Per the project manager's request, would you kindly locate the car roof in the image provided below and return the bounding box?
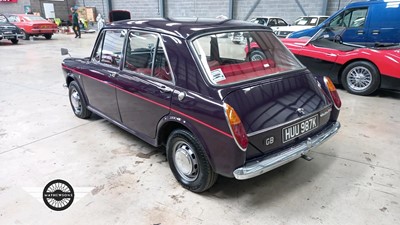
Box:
[107,18,272,39]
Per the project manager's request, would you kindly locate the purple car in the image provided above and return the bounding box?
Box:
[61,18,341,192]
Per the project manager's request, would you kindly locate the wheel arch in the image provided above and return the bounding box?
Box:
[156,118,217,171]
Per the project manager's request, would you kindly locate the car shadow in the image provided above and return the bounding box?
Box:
[203,152,335,206]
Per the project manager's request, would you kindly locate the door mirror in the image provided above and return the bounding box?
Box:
[61,48,69,56]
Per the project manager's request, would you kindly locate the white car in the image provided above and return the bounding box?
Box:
[231,17,289,44]
[274,16,328,38]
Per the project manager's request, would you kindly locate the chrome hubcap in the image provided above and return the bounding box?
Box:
[70,89,82,114]
[173,141,198,182]
[251,54,264,61]
[347,66,372,91]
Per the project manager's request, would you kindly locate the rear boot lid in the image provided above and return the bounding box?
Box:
[223,71,333,157]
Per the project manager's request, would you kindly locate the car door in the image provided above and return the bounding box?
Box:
[328,7,369,45]
[115,30,174,139]
[81,29,126,122]
[295,45,339,77]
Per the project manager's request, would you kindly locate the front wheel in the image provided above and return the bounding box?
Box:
[68,81,91,119]
[21,30,30,40]
[341,61,380,96]
[166,129,217,193]
[10,38,18,44]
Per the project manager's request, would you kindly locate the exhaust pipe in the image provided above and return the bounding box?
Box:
[301,154,313,161]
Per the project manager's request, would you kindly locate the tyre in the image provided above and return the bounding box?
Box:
[68,81,91,119]
[249,49,267,61]
[341,61,380,96]
[166,129,218,193]
[21,30,30,40]
[11,38,18,44]
[44,34,52,40]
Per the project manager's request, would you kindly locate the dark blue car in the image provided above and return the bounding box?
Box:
[288,0,400,46]
[61,18,341,192]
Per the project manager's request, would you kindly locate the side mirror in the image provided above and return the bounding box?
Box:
[61,48,69,56]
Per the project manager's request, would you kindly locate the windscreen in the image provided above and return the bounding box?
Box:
[192,31,303,85]
[24,16,47,21]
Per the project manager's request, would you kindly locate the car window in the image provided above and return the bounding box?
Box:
[329,8,368,28]
[192,31,302,85]
[277,19,287,26]
[7,15,19,22]
[268,19,277,26]
[124,31,172,81]
[318,17,328,25]
[92,32,104,62]
[100,30,126,67]
[0,15,8,23]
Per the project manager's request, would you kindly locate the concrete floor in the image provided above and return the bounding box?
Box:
[0,34,399,225]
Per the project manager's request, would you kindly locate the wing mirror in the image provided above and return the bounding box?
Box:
[61,48,71,57]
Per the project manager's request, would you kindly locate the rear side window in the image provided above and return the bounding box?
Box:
[192,31,302,86]
[100,30,126,67]
[124,31,172,81]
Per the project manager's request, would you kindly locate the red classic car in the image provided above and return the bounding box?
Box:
[7,14,58,40]
[280,27,400,95]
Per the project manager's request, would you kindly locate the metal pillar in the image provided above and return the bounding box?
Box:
[228,0,234,19]
[159,0,165,18]
[321,0,328,15]
[244,0,261,21]
[294,0,307,16]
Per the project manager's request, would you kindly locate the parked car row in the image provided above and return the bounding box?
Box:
[250,16,328,38]
[0,13,58,44]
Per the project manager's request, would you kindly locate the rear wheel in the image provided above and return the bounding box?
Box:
[167,129,217,193]
[68,81,91,119]
[21,30,30,40]
[341,61,380,96]
[44,34,52,40]
[10,38,18,44]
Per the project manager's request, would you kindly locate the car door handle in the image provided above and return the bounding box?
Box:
[109,72,118,78]
[357,30,364,35]
[159,85,172,93]
[372,30,380,35]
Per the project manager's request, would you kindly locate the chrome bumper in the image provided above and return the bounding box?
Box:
[233,122,340,180]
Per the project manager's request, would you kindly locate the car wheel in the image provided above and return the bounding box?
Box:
[21,30,30,40]
[167,129,218,193]
[68,81,91,119]
[44,34,52,40]
[249,49,267,61]
[11,38,18,44]
[341,61,380,96]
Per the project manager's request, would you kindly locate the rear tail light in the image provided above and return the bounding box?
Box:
[324,76,342,109]
[33,25,40,29]
[224,103,248,151]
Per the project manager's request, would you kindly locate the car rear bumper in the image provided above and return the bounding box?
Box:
[30,29,58,34]
[0,33,23,39]
[233,121,340,180]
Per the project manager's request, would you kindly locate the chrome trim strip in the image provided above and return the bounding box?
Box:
[233,121,340,180]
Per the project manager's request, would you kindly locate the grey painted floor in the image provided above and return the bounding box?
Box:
[0,34,399,225]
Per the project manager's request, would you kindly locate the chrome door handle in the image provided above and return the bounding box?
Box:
[159,85,172,93]
[372,30,380,35]
[357,30,364,35]
[109,72,118,78]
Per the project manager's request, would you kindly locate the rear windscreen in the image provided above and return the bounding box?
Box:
[192,31,303,85]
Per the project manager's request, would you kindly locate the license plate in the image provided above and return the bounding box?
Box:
[4,31,12,34]
[282,115,319,143]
